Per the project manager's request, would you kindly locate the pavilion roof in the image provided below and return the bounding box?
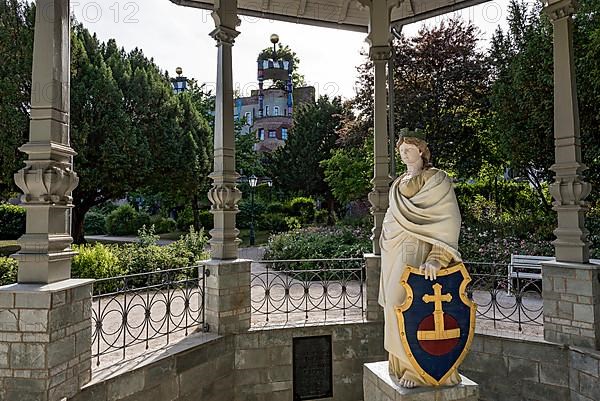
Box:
[170,0,491,32]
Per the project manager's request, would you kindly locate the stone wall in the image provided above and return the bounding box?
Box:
[462,332,600,401]
[62,323,600,401]
[234,322,385,401]
[65,321,383,401]
[0,281,93,401]
[68,335,234,401]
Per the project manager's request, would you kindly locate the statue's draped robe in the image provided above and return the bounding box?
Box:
[379,168,462,386]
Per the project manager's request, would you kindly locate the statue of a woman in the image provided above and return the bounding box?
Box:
[379,132,462,388]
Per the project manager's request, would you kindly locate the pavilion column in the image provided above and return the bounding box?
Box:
[364,0,394,255]
[208,0,242,261]
[205,0,251,335]
[362,0,397,322]
[541,0,600,350]
[0,1,93,400]
[13,0,79,284]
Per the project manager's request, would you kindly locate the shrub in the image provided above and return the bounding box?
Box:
[105,204,150,235]
[0,204,26,240]
[176,206,194,231]
[459,224,553,264]
[266,202,285,214]
[0,256,18,285]
[84,211,106,235]
[265,226,370,261]
[150,216,177,234]
[260,213,288,233]
[199,210,213,230]
[168,227,210,264]
[288,197,315,224]
[237,198,266,229]
[72,243,122,281]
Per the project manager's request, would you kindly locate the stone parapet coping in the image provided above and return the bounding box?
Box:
[0,278,94,292]
[88,331,221,385]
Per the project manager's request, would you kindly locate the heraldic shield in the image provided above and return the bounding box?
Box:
[395,262,476,386]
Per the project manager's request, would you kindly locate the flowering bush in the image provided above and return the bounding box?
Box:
[264,225,371,261]
[459,224,553,264]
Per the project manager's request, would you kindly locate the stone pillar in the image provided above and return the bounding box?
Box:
[204,259,251,335]
[0,280,93,401]
[545,0,591,264]
[13,0,79,284]
[364,254,383,322]
[542,0,600,350]
[0,3,93,400]
[208,0,242,260]
[362,0,398,255]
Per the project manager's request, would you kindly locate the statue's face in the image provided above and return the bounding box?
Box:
[399,142,422,165]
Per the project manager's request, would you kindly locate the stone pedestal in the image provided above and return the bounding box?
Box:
[543,261,600,349]
[363,361,479,401]
[364,254,384,322]
[204,259,251,335]
[0,279,93,401]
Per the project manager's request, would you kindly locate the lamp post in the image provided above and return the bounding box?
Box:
[172,67,187,94]
[249,174,258,246]
[266,178,273,202]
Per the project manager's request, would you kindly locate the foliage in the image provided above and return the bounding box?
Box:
[459,224,553,264]
[588,204,600,259]
[71,243,121,281]
[72,227,209,286]
[321,140,372,205]
[0,204,25,240]
[268,96,343,202]
[149,216,177,234]
[354,18,491,178]
[287,197,316,224]
[66,24,212,242]
[105,204,149,236]
[0,256,18,285]
[84,211,106,235]
[264,226,371,261]
[0,0,34,199]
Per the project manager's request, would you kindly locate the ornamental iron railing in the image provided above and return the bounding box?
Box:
[91,265,206,366]
[251,258,365,324]
[465,261,543,331]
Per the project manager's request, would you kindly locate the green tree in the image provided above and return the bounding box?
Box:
[488,1,554,208]
[269,96,343,208]
[0,0,34,199]
[354,18,491,178]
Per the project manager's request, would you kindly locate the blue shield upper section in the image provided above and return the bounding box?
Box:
[403,270,471,382]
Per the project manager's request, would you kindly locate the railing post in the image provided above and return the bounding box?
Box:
[364,254,384,322]
[204,259,251,335]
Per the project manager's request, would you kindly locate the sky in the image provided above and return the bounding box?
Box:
[71,0,516,100]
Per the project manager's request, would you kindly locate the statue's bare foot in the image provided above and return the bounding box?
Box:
[399,374,417,389]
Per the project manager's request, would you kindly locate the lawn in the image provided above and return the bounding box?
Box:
[238,229,271,247]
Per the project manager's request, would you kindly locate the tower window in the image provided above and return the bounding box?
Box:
[258,128,265,141]
[265,105,270,116]
[273,106,279,116]
[281,128,288,140]
[245,112,252,125]
[269,130,277,138]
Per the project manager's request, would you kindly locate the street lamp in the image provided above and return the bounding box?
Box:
[266,178,273,202]
[248,175,258,246]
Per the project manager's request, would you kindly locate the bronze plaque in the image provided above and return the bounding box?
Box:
[293,335,333,401]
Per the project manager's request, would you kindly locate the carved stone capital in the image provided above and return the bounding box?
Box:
[14,162,79,205]
[210,25,240,46]
[208,182,242,211]
[369,46,392,62]
[549,176,591,207]
[543,0,577,21]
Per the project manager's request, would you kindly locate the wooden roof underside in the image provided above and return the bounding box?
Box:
[170,0,491,32]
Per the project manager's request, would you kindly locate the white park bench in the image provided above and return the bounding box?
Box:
[507,254,554,293]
